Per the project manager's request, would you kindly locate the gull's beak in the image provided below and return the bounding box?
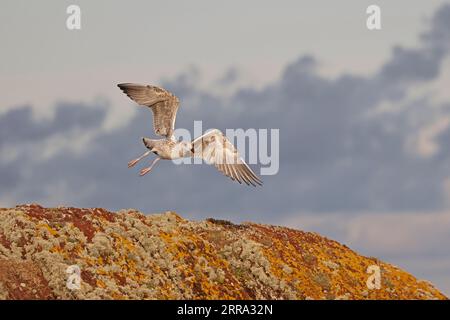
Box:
[142,137,153,151]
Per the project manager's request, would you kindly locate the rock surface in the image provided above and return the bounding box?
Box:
[0,204,446,300]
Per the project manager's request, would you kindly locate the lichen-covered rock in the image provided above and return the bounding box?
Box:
[0,204,446,300]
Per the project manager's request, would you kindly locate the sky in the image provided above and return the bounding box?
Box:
[1,1,450,295]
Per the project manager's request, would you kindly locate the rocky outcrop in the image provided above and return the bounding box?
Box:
[0,204,446,300]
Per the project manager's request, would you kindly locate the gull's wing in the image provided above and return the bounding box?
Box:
[192,129,262,186]
[117,83,179,138]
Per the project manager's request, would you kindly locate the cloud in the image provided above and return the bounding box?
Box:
[0,103,108,203]
[407,115,450,158]
[215,67,240,87]
[284,211,450,257]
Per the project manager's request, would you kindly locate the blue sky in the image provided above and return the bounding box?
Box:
[1,1,450,295]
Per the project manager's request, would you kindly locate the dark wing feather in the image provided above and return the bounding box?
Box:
[192,129,263,186]
[117,83,179,138]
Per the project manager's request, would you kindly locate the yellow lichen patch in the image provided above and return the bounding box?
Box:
[96,268,108,276]
[111,233,136,252]
[37,223,59,237]
[96,279,106,288]
[50,245,64,254]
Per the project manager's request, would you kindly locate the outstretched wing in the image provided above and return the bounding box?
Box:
[118,83,180,138]
[192,129,262,186]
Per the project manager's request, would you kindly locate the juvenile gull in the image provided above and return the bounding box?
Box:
[118,83,262,186]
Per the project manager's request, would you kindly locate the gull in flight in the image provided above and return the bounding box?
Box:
[118,83,262,186]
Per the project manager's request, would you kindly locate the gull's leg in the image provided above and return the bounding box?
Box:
[128,151,151,168]
[139,157,161,176]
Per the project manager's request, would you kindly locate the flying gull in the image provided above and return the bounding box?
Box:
[117,83,262,186]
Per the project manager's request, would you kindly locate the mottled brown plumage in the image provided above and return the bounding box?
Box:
[118,83,179,138]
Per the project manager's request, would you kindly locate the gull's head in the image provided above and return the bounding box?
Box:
[142,137,157,153]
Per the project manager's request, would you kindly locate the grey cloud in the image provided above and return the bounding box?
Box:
[215,67,240,86]
[0,103,107,200]
[421,3,450,50]
[0,103,106,147]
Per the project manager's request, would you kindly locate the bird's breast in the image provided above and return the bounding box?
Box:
[156,141,192,160]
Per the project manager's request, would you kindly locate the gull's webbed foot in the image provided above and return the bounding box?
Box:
[128,151,151,168]
[139,167,152,176]
[128,158,140,168]
[139,157,161,176]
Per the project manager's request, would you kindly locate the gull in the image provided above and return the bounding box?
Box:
[118,83,262,186]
